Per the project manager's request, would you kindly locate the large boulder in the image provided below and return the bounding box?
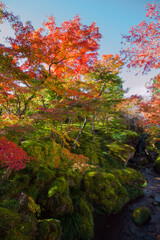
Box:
[38,219,61,240]
[83,171,129,214]
[111,168,145,200]
[132,206,151,225]
[107,143,136,166]
[46,177,74,218]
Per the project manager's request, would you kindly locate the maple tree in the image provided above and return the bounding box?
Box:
[121,3,160,73]
[121,3,160,143]
[0,137,30,171]
[139,74,160,142]
[0,3,103,169]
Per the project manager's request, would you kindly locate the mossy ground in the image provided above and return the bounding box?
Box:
[0,125,146,240]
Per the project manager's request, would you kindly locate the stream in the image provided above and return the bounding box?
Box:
[94,154,160,240]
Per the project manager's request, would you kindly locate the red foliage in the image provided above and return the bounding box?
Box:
[121,3,160,73]
[0,137,30,170]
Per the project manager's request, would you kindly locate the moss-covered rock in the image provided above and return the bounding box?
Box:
[83,171,129,214]
[154,155,160,173]
[107,143,136,166]
[132,206,151,225]
[65,169,83,188]
[0,207,37,240]
[38,219,61,240]
[111,168,145,200]
[78,198,94,240]
[36,165,55,188]
[111,130,139,148]
[145,145,159,161]
[46,177,74,218]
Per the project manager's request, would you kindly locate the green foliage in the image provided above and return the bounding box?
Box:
[72,130,105,165]
[0,199,19,211]
[22,139,56,166]
[61,198,94,240]
[111,130,139,146]
[28,197,41,216]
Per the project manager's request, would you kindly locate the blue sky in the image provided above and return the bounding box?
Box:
[1,0,159,96]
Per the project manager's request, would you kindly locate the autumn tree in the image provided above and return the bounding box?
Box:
[121,3,160,73]
[0,3,102,168]
[121,3,160,143]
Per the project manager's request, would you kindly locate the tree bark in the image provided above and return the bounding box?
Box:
[72,118,87,149]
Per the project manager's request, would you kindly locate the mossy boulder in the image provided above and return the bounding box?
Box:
[38,219,61,240]
[83,171,129,214]
[132,206,151,225]
[36,165,55,187]
[78,198,94,240]
[112,168,145,200]
[65,169,83,188]
[111,130,139,148]
[145,146,159,161]
[154,155,160,173]
[107,143,136,166]
[46,177,74,218]
[0,207,37,240]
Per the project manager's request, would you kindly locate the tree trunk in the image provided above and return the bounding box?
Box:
[2,167,13,180]
[72,118,87,149]
[92,115,95,143]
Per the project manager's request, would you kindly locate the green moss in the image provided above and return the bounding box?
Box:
[78,198,94,240]
[0,198,19,211]
[71,131,105,165]
[36,165,55,187]
[38,219,61,240]
[22,139,57,167]
[111,130,139,146]
[46,177,74,218]
[112,168,145,200]
[0,207,37,240]
[65,169,83,188]
[107,143,135,165]
[154,155,160,172]
[132,207,151,225]
[83,171,129,214]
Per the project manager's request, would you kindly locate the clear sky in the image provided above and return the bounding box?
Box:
[1,0,159,97]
